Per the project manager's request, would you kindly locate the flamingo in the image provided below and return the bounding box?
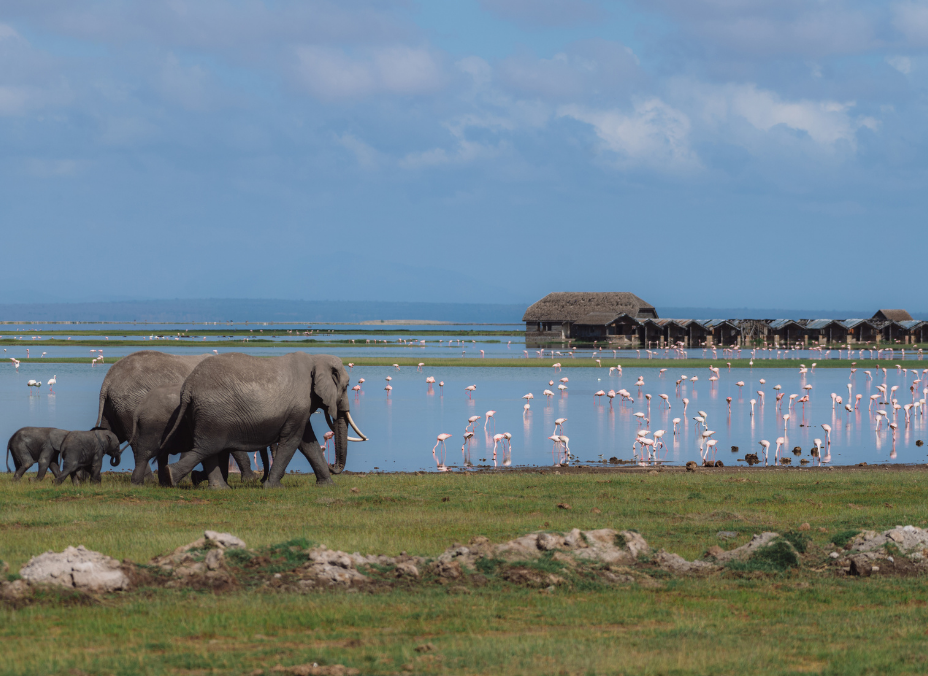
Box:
[750,398,756,416]
[606,390,616,407]
[672,418,681,434]
[433,433,452,470]
[384,385,393,395]
[47,375,57,393]
[653,430,665,451]
[554,418,567,434]
[682,398,689,416]
[465,385,476,398]
[466,416,481,433]
[484,411,496,430]
[543,389,555,398]
[821,424,832,445]
[523,403,531,416]
[774,437,785,462]
[27,379,42,394]
[726,397,732,415]
[492,433,505,466]
[321,431,335,463]
[759,440,771,465]
[352,384,361,397]
[439,381,444,394]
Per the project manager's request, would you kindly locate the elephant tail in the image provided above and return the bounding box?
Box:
[94,382,108,430]
[159,385,191,452]
[5,438,10,473]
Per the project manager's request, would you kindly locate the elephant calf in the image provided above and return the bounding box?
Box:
[55,430,122,485]
[6,427,69,481]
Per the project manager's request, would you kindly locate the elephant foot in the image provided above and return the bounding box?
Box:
[164,465,178,487]
[315,478,335,486]
[262,480,283,489]
[208,482,231,491]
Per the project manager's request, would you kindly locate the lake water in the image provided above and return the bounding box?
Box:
[3,360,926,475]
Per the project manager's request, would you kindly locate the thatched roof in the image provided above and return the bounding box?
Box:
[523,293,656,323]
[872,309,913,322]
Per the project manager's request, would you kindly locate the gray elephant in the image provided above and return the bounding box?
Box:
[128,384,269,488]
[162,352,367,489]
[6,427,69,481]
[96,350,258,484]
[55,430,121,485]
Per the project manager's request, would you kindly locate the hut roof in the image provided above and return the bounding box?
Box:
[522,292,656,323]
[575,312,633,326]
[873,309,913,321]
[804,319,841,330]
[768,319,804,330]
[841,318,874,329]
[898,320,924,329]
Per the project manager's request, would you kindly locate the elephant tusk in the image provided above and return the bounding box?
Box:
[347,436,364,442]
[345,411,368,441]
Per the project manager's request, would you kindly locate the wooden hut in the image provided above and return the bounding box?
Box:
[803,319,848,346]
[872,309,913,322]
[698,319,743,347]
[767,319,804,347]
[842,319,879,344]
[522,292,657,345]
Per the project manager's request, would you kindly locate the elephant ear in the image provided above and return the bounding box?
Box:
[313,356,340,419]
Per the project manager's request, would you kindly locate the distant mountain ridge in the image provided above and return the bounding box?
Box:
[0,300,923,323]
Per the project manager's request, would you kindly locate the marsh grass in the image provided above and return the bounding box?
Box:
[3,469,928,675]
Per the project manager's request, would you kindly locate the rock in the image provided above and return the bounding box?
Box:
[395,562,419,578]
[204,531,246,549]
[829,552,840,559]
[556,503,572,510]
[430,560,462,581]
[848,556,872,577]
[591,508,602,514]
[848,525,928,555]
[537,533,565,551]
[731,446,739,452]
[0,579,31,601]
[717,531,738,540]
[654,550,717,575]
[205,549,224,571]
[686,461,697,472]
[19,545,129,592]
[798,523,811,531]
[415,644,435,653]
[303,547,368,587]
[350,487,359,493]
[713,533,780,563]
[705,545,725,559]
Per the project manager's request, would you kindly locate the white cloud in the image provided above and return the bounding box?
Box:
[399,115,511,168]
[558,99,699,170]
[886,55,912,74]
[294,45,443,100]
[707,84,872,146]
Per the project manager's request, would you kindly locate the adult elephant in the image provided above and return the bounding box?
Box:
[129,384,270,487]
[161,352,367,488]
[95,350,257,484]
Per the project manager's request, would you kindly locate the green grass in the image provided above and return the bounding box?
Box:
[2,469,928,675]
[15,354,926,369]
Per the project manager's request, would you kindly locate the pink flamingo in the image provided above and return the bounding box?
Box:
[672,418,681,435]
[774,437,785,462]
[384,385,392,396]
[352,384,361,398]
[492,433,505,466]
[821,424,832,445]
[433,434,452,470]
[439,381,444,394]
[759,440,770,465]
[466,416,481,433]
[726,397,732,416]
[465,385,476,398]
[320,431,335,463]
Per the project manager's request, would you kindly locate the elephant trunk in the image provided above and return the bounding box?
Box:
[325,412,349,474]
[110,451,121,468]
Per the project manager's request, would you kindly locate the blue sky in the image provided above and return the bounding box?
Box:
[1,0,926,311]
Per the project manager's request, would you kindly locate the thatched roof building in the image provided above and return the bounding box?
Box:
[872,309,913,322]
[523,292,657,323]
[523,292,657,343]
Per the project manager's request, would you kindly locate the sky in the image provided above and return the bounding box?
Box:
[1,0,926,312]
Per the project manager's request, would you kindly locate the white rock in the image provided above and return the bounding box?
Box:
[20,545,128,592]
[204,531,245,549]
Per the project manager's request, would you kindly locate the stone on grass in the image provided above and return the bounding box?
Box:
[19,545,128,592]
[713,533,780,563]
[204,530,246,549]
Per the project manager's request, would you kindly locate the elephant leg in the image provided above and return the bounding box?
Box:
[299,441,333,486]
[14,456,35,481]
[166,450,212,487]
[263,438,301,489]
[48,460,61,479]
[91,458,103,484]
[143,464,156,484]
[203,454,231,490]
[260,447,270,483]
[231,450,256,482]
[157,451,173,487]
[131,450,152,486]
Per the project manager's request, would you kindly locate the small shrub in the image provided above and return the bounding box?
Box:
[7,573,21,582]
[831,530,860,548]
[781,530,811,554]
[727,541,799,573]
[476,557,505,576]
[225,549,255,567]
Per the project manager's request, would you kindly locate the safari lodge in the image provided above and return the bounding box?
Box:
[523,293,925,349]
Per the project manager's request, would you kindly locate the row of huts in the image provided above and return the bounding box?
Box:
[522,293,926,348]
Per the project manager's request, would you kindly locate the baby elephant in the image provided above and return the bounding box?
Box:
[6,427,69,481]
[55,430,122,485]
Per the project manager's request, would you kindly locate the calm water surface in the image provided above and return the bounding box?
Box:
[3,361,926,475]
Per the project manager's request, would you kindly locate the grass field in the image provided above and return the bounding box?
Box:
[13,355,928,370]
[2,468,928,675]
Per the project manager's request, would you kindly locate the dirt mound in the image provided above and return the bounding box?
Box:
[18,545,128,592]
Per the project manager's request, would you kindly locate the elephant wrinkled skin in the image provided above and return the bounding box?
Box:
[162,352,366,489]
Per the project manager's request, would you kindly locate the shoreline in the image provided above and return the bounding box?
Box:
[11,355,925,368]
